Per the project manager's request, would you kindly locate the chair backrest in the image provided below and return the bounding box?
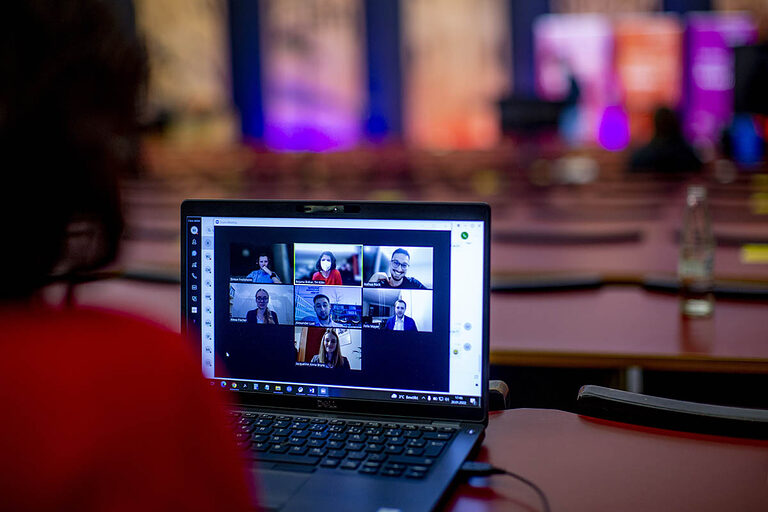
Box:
[577,385,768,439]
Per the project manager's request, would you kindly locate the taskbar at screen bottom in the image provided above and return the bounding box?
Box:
[210,379,480,407]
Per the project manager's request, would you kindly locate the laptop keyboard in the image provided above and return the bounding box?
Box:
[230,411,456,479]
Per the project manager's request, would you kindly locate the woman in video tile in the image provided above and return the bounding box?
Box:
[312,250,343,285]
[246,289,279,324]
[310,329,350,370]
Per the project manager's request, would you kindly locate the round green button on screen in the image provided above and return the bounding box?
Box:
[461,232,469,239]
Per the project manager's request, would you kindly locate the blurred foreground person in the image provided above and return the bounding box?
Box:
[629,107,703,174]
[0,2,253,510]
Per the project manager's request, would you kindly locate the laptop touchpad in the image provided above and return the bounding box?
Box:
[253,468,311,511]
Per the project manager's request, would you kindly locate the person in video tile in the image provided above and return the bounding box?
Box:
[310,329,350,370]
[246,289,279,324]
[246,254,282,284]
[381,299,418,331]
[303,293,343,327]
[311,251,343,285]
[368,248,427,289]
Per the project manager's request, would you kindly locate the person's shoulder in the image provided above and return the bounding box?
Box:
[405,277,426,289]
[310,355,320,363]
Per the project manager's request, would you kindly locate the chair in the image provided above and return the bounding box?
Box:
[576,385,768,439]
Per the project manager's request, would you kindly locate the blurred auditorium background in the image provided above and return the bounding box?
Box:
[77,0,768,410]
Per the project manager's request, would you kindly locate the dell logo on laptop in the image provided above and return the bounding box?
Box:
[316,399,338,409]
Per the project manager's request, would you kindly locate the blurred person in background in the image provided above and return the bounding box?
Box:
[629,106,703,174]
[0,1,253,510]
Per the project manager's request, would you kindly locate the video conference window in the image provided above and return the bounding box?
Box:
[229,243,293,284]
[295,327,362,370]
[294,285,362,328]
[362,288,433,332]
[294,243,363,286]
[229,283,295,325]
[363,246,434,290]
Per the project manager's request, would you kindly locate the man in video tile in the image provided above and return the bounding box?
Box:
[368,248,427,289]
[381,299,418,332]
[246,254,282,283]
[303,294,343,327]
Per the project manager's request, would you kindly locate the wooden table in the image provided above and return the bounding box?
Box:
[447,408,768,512]
[490,286,768,374]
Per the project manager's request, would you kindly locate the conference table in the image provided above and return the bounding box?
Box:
[447,408,768,512]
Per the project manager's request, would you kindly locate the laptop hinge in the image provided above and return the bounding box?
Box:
[430,421,461,428]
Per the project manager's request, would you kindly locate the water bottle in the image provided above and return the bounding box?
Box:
[678,185,715,317]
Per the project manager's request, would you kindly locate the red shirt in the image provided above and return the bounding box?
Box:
[0,306,254,512]
[312,269,342,285]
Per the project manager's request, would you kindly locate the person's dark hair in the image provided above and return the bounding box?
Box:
[395,299,407,309]
[313,294,330,304]
[0,0,147,300]
[392,248,410,260]
[315,251,337,272]
[653,106,683,140]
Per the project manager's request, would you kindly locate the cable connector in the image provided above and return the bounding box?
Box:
[459,461,552,512]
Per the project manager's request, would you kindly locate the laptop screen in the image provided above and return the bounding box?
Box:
[183,204,486,412]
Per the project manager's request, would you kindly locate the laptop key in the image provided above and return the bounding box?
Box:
[252,435,270,443]
[348,434,367,443]
[405,469,427,479]
[385,445,404,455]
[424,441,446,457]
[327,449,347,459]
[365,443,384,453]
[384,463,406,471]
[320,458,340,468]
[404,431,422,439]
[407,439,426,448]
[329,433,347,441]
[307,439,326,448]
[270,444,289,454]
[287,437,307,447]
[346,451,367,461]
[340,460,360,470]
[404,448,424,456]
[363,461,381,469]
[384,429,402,437]
[346,442,364,451]
[329,425,348,433]
[253,442,270,452]
[387,456,435,466]
[308,424,326,432]
[327,440,345,449]
[380,469,403,477]
[289,446,308,456]
[359,467,378,475]
[310,418,328,424]
[308,448,327,457]
[387,437,405,446]
[345,426,362,434]
[367,453,388,462]
[423,432,452,441]
[257,452,321,466]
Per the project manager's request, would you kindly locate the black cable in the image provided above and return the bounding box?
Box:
[460,461,551,512]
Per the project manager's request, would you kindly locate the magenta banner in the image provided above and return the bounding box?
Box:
[684,12,758,147]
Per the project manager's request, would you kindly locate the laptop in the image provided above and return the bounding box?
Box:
[181,200,490,512]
